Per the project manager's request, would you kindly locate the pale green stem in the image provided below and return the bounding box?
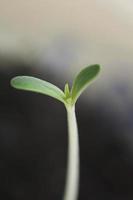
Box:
[63,105,79,200]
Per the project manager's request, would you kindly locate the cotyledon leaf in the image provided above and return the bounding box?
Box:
[71,64,101,104]
[11,76,66,103]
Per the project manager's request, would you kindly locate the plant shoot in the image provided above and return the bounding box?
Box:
[11,64,101,200]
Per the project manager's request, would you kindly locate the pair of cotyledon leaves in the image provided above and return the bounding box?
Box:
[11,64,101,106]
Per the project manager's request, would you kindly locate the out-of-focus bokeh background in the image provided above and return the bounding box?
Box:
[0,0,133,199]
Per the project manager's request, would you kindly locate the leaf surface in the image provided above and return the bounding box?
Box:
[11,76,65,103]
[71,64,100,104]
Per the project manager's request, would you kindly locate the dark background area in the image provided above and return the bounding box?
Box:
[0,63,133,200]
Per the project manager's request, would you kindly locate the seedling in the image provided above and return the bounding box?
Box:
[10,64,101,200]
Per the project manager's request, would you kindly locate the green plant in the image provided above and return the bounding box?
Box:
[10,64,101,200]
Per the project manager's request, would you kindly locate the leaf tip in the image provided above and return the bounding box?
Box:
[10,76,19,88]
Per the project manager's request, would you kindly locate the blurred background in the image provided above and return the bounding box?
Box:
[0,0,133,199]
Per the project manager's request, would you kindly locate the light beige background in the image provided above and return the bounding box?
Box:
[0,0,133,88]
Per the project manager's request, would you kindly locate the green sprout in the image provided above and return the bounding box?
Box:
[10,64,101,200]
